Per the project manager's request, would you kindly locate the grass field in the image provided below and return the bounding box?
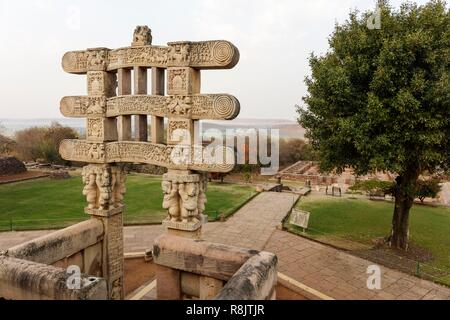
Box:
[284,193,450,285]
[0,174,256,231]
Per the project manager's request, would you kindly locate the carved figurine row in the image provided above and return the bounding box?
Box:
[60,140,235,173]
[62,41,239,73]
[162,172,207,224]
[60,94,240,120]
[82,164,126,211]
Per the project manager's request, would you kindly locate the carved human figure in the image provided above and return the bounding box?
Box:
[197,175,208,217]
[178,182,199,223]
[87,50,107,69]
[82,167,98,209]
[89,144,105,160]
[110,278,123,300]
[162,180,180,221]
[97,167,112,210]
[180,44,190,62]
[113,169,127,207]
[87,97,105,114]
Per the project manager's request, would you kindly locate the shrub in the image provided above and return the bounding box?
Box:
[279,138,318,167]
[15,123,78,164]
[350,179,394,196]
[0,133,16,156]
[415,179,442,203]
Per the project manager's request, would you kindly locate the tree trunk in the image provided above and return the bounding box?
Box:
[390,168,420,250]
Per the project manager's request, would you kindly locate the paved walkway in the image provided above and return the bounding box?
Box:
[203,192,299,249]
[266,230,450,300]
[1,191,449,300]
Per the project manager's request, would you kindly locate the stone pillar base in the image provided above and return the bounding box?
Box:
[85,205,125,217]
[163,218,202,239]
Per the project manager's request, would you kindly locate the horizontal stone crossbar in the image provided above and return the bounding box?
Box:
[153,234,261,281]
[6,219,104,265]
[62,40,239,73]
[59,140,235,173]
[0,256,107,300]
[60,94,240,120]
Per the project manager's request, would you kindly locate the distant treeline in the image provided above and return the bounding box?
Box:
[0,122,78,164]
[1,122,316,169]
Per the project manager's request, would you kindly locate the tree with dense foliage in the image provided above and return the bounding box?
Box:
[15,123,78,164]
[279,138,318,168]
[415,178,442,203]
[297,0,449,249]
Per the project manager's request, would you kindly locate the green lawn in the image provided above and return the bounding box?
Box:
[284,194,450,285]
[0,174,256,231]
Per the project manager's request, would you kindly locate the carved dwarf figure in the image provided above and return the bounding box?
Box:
[162,180,180,221]
[197,174,208,216]
[96,167,112,210]
[178,181,199,223]
[82,166,98,209]
[113,168,126,207]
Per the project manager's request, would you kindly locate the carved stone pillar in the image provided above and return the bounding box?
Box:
[82,164,126,300]
[117,68,132,141]
[151,67,165,144]
[161,170,208,239]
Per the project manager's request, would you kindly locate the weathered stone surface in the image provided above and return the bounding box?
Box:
[86,117,118,142]
[167,67,200,95]
[98,212,124,300]
[161,171,206,228]
[199,275,223,299]
[59,140,235,172]
[62,40,239,73]
[60,94,240,120]
[81,164,126,211]
[214,251,278,300]
[153,233,260,281]
[156,264,181,300]
[0,256,107,300]
[0,157,26,175]
[181,271,200,297]
[6,219,104,265]
[55,26,242,301]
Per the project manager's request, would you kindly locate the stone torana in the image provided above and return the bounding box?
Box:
[59,26,241,298]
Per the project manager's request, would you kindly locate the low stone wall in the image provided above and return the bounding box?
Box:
[153,233,277,300]
[7,219,104,266]
[1,219,108,299]
[0,256,107,300]
[215,252,277,300]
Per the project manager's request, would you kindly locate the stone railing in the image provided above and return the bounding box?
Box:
[0,256,106,300]
[0,219,108,300]
[153,234,277,300]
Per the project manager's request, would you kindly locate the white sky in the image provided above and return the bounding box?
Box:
[0,0,429,120]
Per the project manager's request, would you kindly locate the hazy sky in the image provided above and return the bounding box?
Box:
[0,0,429,120]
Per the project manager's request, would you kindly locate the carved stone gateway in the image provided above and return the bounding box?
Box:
[60,26,240,299]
